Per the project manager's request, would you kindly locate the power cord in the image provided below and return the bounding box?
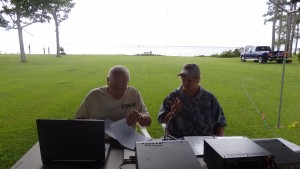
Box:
[119,156,136,169]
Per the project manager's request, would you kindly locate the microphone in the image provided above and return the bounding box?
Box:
[163,109,177,140]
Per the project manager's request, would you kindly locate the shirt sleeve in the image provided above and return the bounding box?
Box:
[74,93,91,119]
[212,95,227,128]
[136,90,148,114]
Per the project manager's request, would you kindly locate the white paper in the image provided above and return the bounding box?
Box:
[184,136,213,156]
[105,118,151,150]
[104,119,116,139]
[123,149,135,160]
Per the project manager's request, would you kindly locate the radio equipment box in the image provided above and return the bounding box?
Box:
[204,137,273,169]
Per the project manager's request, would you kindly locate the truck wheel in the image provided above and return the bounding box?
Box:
[258,56,264,64]
[240,56,246,62]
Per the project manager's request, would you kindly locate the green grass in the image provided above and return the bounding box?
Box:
[1,54,300,169]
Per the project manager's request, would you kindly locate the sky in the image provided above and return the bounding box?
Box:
[0,0,273,54]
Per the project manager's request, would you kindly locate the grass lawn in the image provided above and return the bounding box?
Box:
[1,54,299,169]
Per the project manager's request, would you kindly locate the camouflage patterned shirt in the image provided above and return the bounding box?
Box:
[158,86,227,138]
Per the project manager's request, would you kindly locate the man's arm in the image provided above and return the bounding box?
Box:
[214,127,225,136]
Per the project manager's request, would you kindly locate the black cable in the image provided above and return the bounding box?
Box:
[119,157,136,169]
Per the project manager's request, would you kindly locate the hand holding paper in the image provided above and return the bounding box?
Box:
[105,118,151,150]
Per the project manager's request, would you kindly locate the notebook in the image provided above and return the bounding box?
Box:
[36,119,109,166]
[135,140,204,169]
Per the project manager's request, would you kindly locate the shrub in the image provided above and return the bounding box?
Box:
[60,47,66,55]
[211,49,240,58]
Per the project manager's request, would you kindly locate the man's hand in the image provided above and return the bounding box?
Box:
[162,97,183,123]
[127,109,142,126]
[169,97,182,115]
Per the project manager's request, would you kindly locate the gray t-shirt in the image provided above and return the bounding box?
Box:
[75,86,148,121]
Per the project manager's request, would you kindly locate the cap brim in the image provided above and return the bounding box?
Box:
[178,70,192,77]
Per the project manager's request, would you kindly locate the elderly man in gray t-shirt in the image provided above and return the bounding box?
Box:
[75,65,151,128]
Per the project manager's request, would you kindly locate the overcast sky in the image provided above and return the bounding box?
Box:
[0,0,273,54]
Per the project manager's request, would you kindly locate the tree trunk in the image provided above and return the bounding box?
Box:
[289,4,297,56]
[285,4,293,54]
[277,10,283,51]
[272,1,279,51]
[16,12,26,62]
[53,9,60,57]
[294,23,299,54]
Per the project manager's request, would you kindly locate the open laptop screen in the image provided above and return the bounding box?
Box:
[36,119,107,165]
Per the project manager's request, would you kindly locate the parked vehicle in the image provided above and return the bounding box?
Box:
[240,46,292,63]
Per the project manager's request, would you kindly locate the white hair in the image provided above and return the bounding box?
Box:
[107,65,130,82]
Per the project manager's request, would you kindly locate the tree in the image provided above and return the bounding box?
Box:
[264,0,300,54]
[263,1,286,51]
[0,14,8,26]
[289,4,297,55]
[272,2,278,51]
[276,10,284,50]
[59,46,66,55]
[0,0,51,62]
[264,1,277,50]
[47,0,75,57]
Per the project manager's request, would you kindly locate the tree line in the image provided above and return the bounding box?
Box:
[2,1,300,62]
[0,0,75,62]
[264,0,300,55]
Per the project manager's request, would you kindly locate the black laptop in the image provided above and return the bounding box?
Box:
[36,119,109,166]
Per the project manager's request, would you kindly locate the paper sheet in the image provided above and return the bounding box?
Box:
[104,119,116,139]
[105,118,151,150]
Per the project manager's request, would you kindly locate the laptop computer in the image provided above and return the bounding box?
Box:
[36,119,109,166]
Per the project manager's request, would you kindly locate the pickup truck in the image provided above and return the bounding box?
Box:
[240,46,292,63]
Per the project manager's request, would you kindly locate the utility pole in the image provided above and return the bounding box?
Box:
[269,0,299,128]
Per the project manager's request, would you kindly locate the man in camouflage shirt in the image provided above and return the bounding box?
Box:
[158,64,227,138]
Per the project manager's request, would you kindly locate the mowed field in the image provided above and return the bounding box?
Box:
[1,54,299,169]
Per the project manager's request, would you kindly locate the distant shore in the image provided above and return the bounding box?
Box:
[0,45,239,57]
